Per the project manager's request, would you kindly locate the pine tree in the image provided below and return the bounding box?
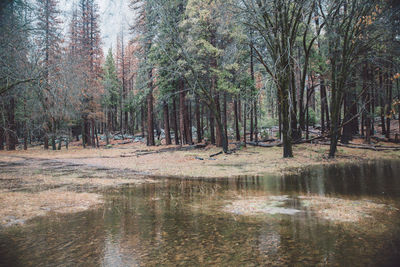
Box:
[36,0,62,150]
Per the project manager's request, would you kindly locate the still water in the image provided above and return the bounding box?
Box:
[1,160,400,266]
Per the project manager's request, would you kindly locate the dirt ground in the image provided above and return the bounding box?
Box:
[2,139,400,177]
[1,139,400,227]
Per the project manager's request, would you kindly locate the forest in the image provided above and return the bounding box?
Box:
[1,0,400,159]
[2,1,400,265]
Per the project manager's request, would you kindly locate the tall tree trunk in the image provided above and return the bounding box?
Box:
[254,97,258,142]
[6,97,16,150]
[23,120,27,150]
[397,78,400,134]
[195,94,202,143]
[186,99,192,144]
[342,72,357,143]
[52,118,56,150]
[238,99,242,123]
[364,64,371,144]
[106,110,111,145]
[290,65,300,140]
[179,79,186,145]
[215,93,222,147]
[163,101,171,145]
[130,110,135,135]
[209,107,215,145]
[223,92,228,143]
[243,100,247,147]
[250,31,254,142]
[278,102,282,140]
[209,98,228,153]
[280,76,293,158]
[320,79,325,134]
[201,105,204,141]
[91,119,96,148]
[172,96,179,145]
[386,68,392,139]
[250,101,253,142]
[323,83,330,131]
[378,69,386,135]
[146,64,155,145]
[234,97,240,141]
[141,105,145,138]
[44,132,49,149]
[0,121,4,150]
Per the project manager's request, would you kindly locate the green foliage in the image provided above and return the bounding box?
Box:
[102,49,120,109]
[307,108,316,126]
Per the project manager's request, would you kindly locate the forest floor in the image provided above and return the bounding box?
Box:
[1,136,400,227]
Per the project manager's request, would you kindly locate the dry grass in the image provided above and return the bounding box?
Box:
[2,141,399,178]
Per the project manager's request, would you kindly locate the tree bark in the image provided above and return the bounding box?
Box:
[23,121,27,150]
[147,68,155,146]
[52,118,57,150]
[195,94,202,143]
[0,123,4,150]
[209,105,215,145]
[141,105,145,138]
[243,100,247,147]
[223,92,228,143]
[179,79,186,145]
[172,96,179,145]
[386,67,392,139]
[320,79,325,134]
[163,101,171,145]
[215,92,222,147]
[254,97,258,142]
[6,97,16,150]
[364,64,371,144]
[250,101,253,142]
[234,97,240,141]
[91,119,96,148]
[279,76,293,158]
[379,69,386,135]
[186,98,192,144]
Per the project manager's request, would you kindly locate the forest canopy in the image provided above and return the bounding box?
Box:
[0,0,399,158]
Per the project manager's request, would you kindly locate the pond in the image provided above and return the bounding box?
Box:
[1,160,400,266]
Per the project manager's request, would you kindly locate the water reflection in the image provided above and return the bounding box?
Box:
[0,160,400,266]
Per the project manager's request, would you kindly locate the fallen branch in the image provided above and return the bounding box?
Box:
[120,143,208,157]
[317,142,400,151]
[293,135,327,144]
[247,141,282,147]
[209,151,223,157]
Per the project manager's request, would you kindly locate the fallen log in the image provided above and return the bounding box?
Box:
[246,135,326,148]
[246,141,282,147]
[371,136,399,144]
[317,142,400,151]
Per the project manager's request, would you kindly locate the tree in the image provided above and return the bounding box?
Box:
[102,49,120,143]
[320,0,378,157]
[240,0,311,157]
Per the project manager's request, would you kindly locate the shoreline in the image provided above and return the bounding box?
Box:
[1,141,400,228]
